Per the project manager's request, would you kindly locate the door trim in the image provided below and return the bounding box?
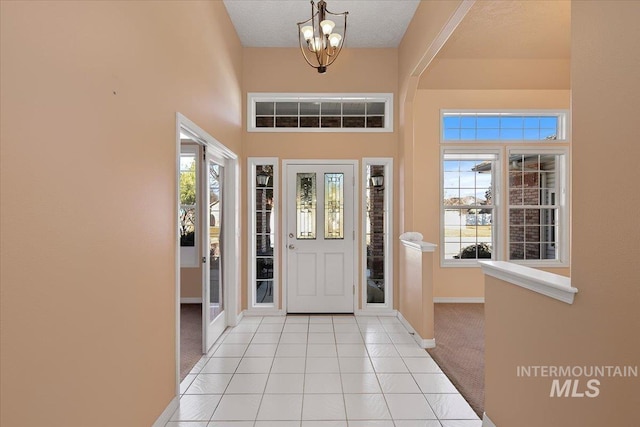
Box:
[175,113,240,395]
[281,159,359,314]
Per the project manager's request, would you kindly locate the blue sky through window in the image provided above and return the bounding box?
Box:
[443,114,559,141]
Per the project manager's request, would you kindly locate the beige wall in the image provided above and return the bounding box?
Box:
[0,1,242,426]
[398,0,466,233]
[484,2,640,425]
[413,89,570,298]
[398,245,435,340]
[419,58,571,90]
[398,1,465,97]
[242,48,399,310]
[181,268,202,299]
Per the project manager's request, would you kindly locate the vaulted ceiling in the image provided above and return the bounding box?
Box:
[223,0,570,59]
[223,0,421,48]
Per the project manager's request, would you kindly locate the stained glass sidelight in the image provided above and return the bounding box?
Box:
[296,173,316,239]
[325,173,344,239]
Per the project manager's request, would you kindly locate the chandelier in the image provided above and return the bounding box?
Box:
[297,0,348,73]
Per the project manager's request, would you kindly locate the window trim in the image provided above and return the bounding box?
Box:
[440,109,570,143]
[247,93,394,133]
[440,148,501,268]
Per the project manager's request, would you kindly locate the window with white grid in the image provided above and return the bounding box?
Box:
[248,93,393,132]
[440,110,570,267]
[508,151,567,262]
[442,111,569,142]
[442,152,498,263]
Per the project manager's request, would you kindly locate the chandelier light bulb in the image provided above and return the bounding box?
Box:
[301,25,314,41]
[328,33,342,48]
[320,19,335,35]
[309,36,322,52]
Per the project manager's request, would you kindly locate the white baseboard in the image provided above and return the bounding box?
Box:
[233,310,244,326]
[243,309,285,317]
[152,396,178,427]
[180,297,202,304]
[396,312,436,349]
[434,297,485,303]
[355,309,398,317]
[419,337,436,348]
[482,412,497,427]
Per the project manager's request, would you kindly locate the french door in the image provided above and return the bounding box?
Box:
[203,152,226,351]
[286,162,355,313]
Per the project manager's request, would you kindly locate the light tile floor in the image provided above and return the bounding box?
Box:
[167,315,481,427]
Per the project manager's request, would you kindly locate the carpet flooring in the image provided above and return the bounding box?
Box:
[180,304,203,381]
[427,303,485,418]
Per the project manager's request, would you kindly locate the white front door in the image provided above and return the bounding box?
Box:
[286,162,355,313]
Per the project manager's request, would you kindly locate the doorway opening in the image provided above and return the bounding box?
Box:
[175,113,240,389]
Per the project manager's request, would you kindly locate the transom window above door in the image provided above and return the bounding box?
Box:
[247,93,393,132]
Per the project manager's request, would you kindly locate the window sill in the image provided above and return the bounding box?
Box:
[248,127,393,133]
[479,261,577,304]
[508,259,570,269]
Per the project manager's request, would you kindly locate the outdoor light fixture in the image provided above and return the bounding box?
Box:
[297,0,348,73]
[370,174,384,190]
[256,170,270,187]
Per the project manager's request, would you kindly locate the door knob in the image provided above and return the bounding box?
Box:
[288,244,295,250]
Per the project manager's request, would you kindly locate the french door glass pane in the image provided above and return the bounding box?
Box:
[179,153,197,247]
[296,173,316,239]
[209,162,223,319]
[325,173,344,239]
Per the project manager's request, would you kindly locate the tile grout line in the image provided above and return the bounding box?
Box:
[173,314,478,426]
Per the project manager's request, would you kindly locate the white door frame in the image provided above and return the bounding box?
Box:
[281,159,359,314]
[175,113,240,395]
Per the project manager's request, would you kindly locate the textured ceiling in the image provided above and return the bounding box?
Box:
[223,0,420,48]
[437,0,571,59]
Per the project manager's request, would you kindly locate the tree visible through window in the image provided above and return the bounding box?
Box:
[179,153,197,247]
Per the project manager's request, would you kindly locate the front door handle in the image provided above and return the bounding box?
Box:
[289,244,295,250]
